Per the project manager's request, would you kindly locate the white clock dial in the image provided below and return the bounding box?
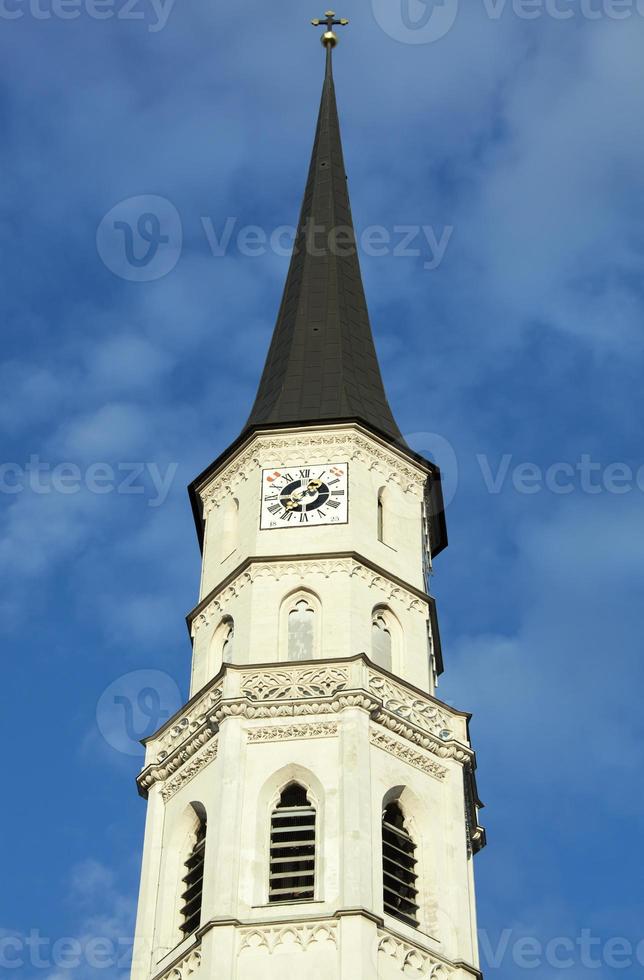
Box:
[260,463,349,529]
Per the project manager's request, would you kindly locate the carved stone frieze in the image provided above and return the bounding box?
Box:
[378,934,452,978]
[139,662,474,799]
[191,557,426,636]
[155,684,223,762]
[139,726,215,796]
[370,729,447,781]
[368,672,453,739]
[199,429,426,515]
[239,921,338,954]
[214,693,378,725]
[374,710,472,765]
[247,721,338,743]
[156,946,201,980]
[161,740,218,802]
[240,665,350,701]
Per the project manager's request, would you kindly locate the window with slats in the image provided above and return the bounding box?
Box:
[179,817,206,937]
[268,783,316,903]
[382,802,419,928]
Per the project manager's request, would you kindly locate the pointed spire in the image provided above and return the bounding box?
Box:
[244,27,404,445]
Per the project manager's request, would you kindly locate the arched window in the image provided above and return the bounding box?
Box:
[269,783,316,903]
[382,801,419,928]
[377,487,386,542]
[179,812,207,937]
[288,598,315,661]
[221,497,239,560]
[372,611,393,672]
[221,619,235,664]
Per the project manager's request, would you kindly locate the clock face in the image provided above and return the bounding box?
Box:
[260,463,349,529]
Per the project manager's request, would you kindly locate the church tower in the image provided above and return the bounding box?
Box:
[130,17,486,980]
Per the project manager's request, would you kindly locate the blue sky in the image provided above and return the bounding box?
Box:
[1,1,643,976]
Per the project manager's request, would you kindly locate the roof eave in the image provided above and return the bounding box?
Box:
[188,416,448,558]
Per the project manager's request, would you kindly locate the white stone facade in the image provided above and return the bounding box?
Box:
[130,425,485,980]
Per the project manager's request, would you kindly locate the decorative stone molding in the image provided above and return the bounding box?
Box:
[214,693,378,725]
[138,661,477,801]
[378,934,452,978]
[191,557,426,636]
[161,740,219,802]
[156,946,201,980]
[138,725,216,798]
[375,710,472,766]
[370,728,447,781]
[368,672,453,739]
[199,428,426,515]
[247,721,338,743]
[155,684,223,762]
[240,665,350,701]
[137,684,223,798]
[239,921,338,954]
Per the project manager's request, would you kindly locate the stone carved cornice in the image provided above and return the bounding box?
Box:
[213,693,378,725]
[161,740,218,802]
[247,722,338,743]
[370,729,447,781]
[138,660,476,803]
[199,428,426,515]
[137,683,223,798]
[378,932,482,980]
[191,557,426,636]
[239,921,338,954]
[368,672,452,738]
[154,946,201,980]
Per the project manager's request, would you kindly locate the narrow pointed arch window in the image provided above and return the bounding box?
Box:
[377,487,386,542]
[221,619,235,664]
[269,783,316,903]
[180,814,207,938]
[221,497,239,560]
[372,611,393,672]
[288,598,315,661]
[382,802,419,928]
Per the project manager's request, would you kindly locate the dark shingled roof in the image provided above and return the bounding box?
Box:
[243,45,404,445]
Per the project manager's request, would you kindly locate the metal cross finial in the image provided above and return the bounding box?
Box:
[311,10,349,48]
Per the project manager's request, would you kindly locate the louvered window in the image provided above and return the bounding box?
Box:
[382,802,419,928]
[180,818,206,937]
[269,784,316,903]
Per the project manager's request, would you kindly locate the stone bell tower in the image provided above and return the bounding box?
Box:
[130,15,486,980]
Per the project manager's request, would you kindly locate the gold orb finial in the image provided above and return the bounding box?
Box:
[321,29,338,48]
